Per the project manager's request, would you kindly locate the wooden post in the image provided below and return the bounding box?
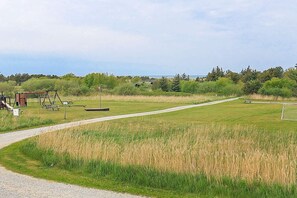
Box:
[99,86,102,108]
[281,104,285,120]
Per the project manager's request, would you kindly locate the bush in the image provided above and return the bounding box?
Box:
[0,81,16,96]
[181,81,199,93]
[259,78,297,98]
[84,73,119,89]
[22,78,57,91]
[218,84,243,96]
[55,80,90,96]
[196,81,217,94]
[113,83,138,95]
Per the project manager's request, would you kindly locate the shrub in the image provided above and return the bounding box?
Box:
[196,81,217,94]
[259,78,297,98]
[218,83,243,96]
[181,81,199,93]
[113,83,138,95]
[22,78,57,91]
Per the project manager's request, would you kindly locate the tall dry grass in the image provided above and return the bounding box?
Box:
[247,94,297,101]
[35,122,297,186]
[64,94,224,104]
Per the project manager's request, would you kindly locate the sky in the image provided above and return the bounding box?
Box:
[0,0,297,76]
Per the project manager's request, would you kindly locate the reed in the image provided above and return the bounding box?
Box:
[64,94,224,104]
[35,121,297,186]
[247,94,297,101]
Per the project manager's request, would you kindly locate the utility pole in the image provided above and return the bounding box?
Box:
[63,101,68,120]
[99,86,102,108]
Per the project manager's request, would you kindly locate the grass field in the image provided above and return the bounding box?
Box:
[0,94,222,133]
[1,99,297,197]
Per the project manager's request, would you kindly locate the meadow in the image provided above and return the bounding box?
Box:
[1,99,297,197]
[0,94,222,133]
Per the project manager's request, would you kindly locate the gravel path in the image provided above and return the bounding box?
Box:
[0,98,238,198]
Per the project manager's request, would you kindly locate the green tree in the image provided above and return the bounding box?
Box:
[172,74,181,92]
[61,73,78,80]
[258,66,283,83]
[243,80,262,94]
[284,67,297,82]
[181,73,190,81]
[159,77,169,92]
[0,81,16,96]
[84,73,119,89]
[0,74,6,82]
[241,66,259,82]
[206,66,224,81]
[225,70,241,83]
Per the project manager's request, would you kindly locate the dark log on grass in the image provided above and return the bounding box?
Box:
[84,108,110,111]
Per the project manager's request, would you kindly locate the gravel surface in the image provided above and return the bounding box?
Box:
[0,98,238,198]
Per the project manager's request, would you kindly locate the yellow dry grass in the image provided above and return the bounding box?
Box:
[247,94,297,101]
[64,94,224,104]
[36,123,297,186]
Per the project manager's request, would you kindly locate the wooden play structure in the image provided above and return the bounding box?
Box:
[15,93,27,107]
[0,92,14,112]
[15,90,63,111]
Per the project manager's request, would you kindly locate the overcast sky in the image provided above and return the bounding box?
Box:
[0,0,297,76]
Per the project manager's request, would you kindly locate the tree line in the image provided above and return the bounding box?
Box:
[0,65,297,97]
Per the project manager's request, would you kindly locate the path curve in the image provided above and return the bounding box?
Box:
[0,98,239,198]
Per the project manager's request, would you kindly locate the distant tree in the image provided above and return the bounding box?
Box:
[243,80,262,94]
[61,73,78,80]
[195,77,205,82]
[206,66,224,81]
[181,73,190,81]
[258,66,283,83]
[240,66,259,82]
[284,67,297,82]
[140,76,150,81]
[131,76,141,84]
[172,74,181,92]
[159,77,169,92]
[0,74,6,82]
[0,81,16,95]
[225,70,241,83]
[7,73,31,85]
[83,73,119,89]
[21,78,57,91]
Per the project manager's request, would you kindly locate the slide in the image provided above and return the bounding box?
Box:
[1,101,13,111]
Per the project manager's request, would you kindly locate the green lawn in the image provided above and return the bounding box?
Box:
[0,95,217,133]
[148,99,297,132]
[1,99,297,197]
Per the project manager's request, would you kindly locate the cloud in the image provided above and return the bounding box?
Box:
[0,0,297,75]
